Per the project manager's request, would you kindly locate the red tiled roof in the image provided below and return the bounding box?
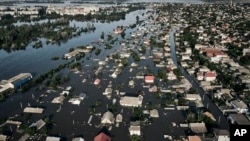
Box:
[201,49,227,57]
[205,72,216,77]
[94,78,100,84]
[94,132,111,141]
[188,136,201,141]
[145,76,154,81]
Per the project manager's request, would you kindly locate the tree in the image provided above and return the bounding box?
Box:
[100,32,104,39]
[136,16,140,24]
[173,68,182,80]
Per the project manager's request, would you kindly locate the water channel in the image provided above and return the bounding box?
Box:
[169,29,229,130]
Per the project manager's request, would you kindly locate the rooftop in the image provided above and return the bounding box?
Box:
[229,114,250,125]
[8,73,32,84]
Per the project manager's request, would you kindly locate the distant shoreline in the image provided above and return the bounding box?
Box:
[202,0,250,3]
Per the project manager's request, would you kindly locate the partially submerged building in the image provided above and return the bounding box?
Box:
[0,73,32,93]
[120,95,143,107]
[101,111,115,124]
[23,107,44,114]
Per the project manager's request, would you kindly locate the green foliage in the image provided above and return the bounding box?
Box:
[105,43,112,49]
[100,32,104,39]
[95,48,101,55]
[108,104,117,113]
[121,31,126,38]
[239,55,250,66]
[187,110,196,123]
[107,34,113,41]
[161,93,175,107]
[112,53,119,59]
[26,126,37,135]
[68,48,74,52]
[130,135,142,141]
[133,107,143,119]
[51,56,59,60]
[198,114,215,124]
[178,97,187,106]
[130,50,140,62]
[138,46,146,54]
[121,58,128,67]
[173,68,182,80]
[212,97,226,106]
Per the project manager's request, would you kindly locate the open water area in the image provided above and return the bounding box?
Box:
[0,1,206,141]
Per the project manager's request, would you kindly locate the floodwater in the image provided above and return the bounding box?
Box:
[0,2,201,141]
[0,9,145,80]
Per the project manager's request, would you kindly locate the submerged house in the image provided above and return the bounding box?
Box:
[101,111,115,124]
[94,132,111,141]
[145,75,154,83]
[120,95,143,107]
[129,121,141,136]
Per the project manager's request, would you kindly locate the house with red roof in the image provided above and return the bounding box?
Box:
[204,71,216,81]
[114,27,123,34]
[94,78,101,85]
[144,38,150,44]
[145,75,154,83]
[93,132,111,141]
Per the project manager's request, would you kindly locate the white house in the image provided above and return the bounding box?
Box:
[185,48,192,54]
[150,109,159,118]
[204,71,216,81]
[197,72,204,81]
[72,137,85,141]
[120,95,143,107]
[116,114,123,123]
[68,98,82,105]
[167,72,177,80]
[185,94,201,101]
[101,111,114,124]
[51,96,65,104]
[103,87,112,95]
[199,67,210,72]
[181,55,191,60]
[129,121,141,136]
[46,136,61,141]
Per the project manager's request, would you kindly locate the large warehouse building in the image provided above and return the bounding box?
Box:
[0,73,32,93]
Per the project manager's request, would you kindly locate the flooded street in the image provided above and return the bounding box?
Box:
[0,1,206,141]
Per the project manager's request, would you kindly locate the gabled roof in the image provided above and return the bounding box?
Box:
[145,76,154,83]
[188,136,201,141]
[94,132,111,141]
[101,111,114,124]
[205,72,216,77]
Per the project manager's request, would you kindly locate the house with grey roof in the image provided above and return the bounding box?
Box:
[231,100,248,114]
[228,114,250,125]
